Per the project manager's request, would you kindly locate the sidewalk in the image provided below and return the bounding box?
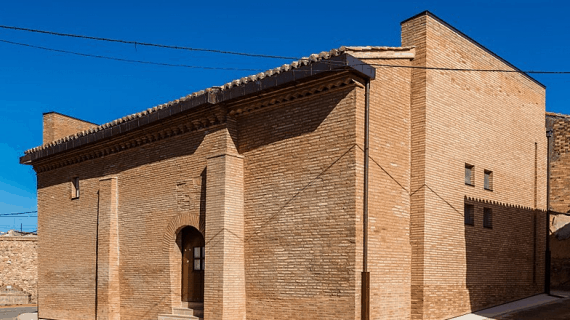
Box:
[448,293,567,320]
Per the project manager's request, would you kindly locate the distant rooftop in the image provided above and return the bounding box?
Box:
[0,229,37,237]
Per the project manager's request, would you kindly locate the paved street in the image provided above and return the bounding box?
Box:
[0,307,36,320]
[497,297,570,320]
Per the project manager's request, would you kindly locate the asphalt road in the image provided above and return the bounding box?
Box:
[0,307,37,320]
[497,297,570,320]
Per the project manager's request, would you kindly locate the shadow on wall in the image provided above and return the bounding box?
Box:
[464,198,545,312]
[550,215,570,290]
[33,86,353,319]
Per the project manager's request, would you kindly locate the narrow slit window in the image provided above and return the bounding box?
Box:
[483,208,493,229]
[193,246,205,271]
[71,177,80,199]
[465,164,474,186]
[464,203,474,226]
[484,170,493,191]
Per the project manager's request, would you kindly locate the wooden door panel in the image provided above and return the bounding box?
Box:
[181,227,205,302]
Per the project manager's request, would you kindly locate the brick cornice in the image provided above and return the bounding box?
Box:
[32,75,361,173]
[227,75,361,117]
[465,196,541,212]
[33,107,227,173]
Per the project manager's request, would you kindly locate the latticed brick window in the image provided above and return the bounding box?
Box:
[465,164,474,186]
[464,203,474,226]
[483,208,493,228]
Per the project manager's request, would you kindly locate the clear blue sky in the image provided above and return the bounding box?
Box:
[1,0,568,232]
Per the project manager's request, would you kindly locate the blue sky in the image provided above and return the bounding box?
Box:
[0,0,568,232]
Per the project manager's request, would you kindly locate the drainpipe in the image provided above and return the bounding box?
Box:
[546,129,552,295]
[95,190,100,320]
[361,79,370,320]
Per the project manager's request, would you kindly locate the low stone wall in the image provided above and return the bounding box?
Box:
[0,236,37,304]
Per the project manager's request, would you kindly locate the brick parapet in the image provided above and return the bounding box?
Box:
[43,112,98,145]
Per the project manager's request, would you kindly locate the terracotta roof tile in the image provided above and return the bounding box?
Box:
[24,46,412,156]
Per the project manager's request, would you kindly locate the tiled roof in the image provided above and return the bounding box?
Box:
[546,111,570,118]
[22,46,408,159]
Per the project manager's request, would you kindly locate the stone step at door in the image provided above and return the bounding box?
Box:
[158,303,204,320]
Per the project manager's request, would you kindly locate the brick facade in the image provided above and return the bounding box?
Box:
[22,11,546,320]
[401,13,547,319]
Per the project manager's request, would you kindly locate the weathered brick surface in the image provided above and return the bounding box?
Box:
[546,114,570,228]
[402,13,546,320]
[0,236,37,304]
[546,113,570,289]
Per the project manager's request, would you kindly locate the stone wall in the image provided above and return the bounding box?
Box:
[0,235,37,304]
[546,113,570,289]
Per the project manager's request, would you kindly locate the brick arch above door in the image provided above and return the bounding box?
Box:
[162,212,204,254]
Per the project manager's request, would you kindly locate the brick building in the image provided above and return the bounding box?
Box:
[545,113,570,289]
[20,11,547,320]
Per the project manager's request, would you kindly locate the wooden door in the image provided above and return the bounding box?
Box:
[181,226,205,302]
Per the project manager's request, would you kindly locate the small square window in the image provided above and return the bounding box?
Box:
[464,203,474,226]
[483,208,492,228]
[71,177,80,199]
[484,170,493,191]
[465,164,474,186]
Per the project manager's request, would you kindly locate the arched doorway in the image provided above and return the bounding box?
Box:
[180,226,205,302]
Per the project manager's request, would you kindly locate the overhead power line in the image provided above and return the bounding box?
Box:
[0,211,37,216]
[0,39,264,71]
[2,36,570,75]
[0,24,299,60]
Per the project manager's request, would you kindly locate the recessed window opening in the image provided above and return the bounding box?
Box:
[465,164,474,186]
[483,208,493,229]
[193,246,205,271]
[71,177,80,199]
[464,203,474,226]
[484,170,493,191]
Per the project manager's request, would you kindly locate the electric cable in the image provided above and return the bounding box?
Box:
[0,24,299,60]
[0,39,264,71]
